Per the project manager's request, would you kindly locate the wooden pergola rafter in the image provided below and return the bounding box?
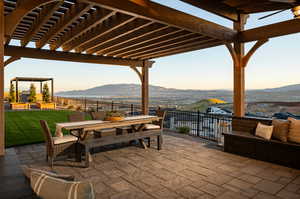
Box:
[0,0,300,156]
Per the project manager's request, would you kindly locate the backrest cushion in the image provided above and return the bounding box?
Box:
[255,122,273,140]
[272,119,289,142]
[287,117,300,144]
[31,172,95,199]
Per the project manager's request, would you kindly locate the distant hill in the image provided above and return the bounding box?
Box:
[56,84,231,98]
[56,83,300,103]
[263,84,300,92]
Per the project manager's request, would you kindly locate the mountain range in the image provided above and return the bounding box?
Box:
[56,83,300,103]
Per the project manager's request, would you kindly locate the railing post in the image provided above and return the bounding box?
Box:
[84,97,87,112]
[131,104,134,115]
[197,110,200,137]
[96,100,99,112]
[111,101,114,111]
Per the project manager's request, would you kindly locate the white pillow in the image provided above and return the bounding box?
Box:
[255,122,273,140]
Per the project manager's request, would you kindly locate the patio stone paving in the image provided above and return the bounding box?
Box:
[12,132,300,199]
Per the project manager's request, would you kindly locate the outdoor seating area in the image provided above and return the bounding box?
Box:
[1,132,300,199]
[1,0,300,198]
[40,110,165,168]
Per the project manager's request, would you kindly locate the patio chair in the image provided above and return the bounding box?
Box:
[68,112,85,122]
[40,120,78,168]
[144,110,166,148]
[68,112,86,137]
[90,111,116,137]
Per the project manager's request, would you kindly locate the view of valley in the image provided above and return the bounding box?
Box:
[56,83,300,117]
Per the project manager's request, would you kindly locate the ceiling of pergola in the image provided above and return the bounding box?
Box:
[3,0,225,61]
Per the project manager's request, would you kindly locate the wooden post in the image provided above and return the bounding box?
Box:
[141,61,149,115]
[51,79,54,102]
[0,1,4,156]
[233,15,247,117]
[16,79,19,102]
[40,82,43,94]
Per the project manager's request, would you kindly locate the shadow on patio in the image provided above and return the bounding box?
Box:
[2,131,300,199]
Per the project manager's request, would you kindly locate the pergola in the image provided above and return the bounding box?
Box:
[0,0,300,155]
[10,77,54,102]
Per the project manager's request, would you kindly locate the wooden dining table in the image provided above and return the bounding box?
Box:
[55,115,162,167]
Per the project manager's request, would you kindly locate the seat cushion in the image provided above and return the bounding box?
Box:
[272,119,289,142]
[145,124,160,130]
[31,172,95,199]
[255,122,273,140]
[53,135,77,145]
[288,117,300,144]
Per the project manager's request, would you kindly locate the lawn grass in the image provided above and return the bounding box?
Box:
[5,110,77,147]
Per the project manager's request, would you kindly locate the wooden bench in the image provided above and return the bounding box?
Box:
[10,103,30,110]
[223,117,300,169]
[80,129,162,167]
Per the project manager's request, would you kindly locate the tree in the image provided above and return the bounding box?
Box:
[28,83,36,102]
[9,83,16,102]
[42,83,50,102]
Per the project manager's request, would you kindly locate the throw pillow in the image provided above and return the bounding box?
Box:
[255,122,273,140]
[31,172,95,199]
[272,119,289,142]
[287,117,300,144]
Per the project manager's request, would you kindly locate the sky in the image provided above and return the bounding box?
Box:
[5,0,300,92]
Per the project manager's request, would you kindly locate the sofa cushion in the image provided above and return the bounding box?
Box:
[288,117,300,144]
[255,122,273,140]
[272,119,289,142]
[31,172,95,199]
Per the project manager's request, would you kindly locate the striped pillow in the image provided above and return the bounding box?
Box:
[31,172,95,199]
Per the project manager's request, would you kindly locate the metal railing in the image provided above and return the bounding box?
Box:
[164,110,232,142]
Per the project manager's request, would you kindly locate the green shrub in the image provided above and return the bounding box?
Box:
[177,126,190,134]
[28,83,37,103]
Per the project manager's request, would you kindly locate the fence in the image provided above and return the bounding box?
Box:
[164,110,232,142]
[55,96,232,143]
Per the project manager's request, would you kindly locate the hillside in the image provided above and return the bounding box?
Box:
[56,83,300,104]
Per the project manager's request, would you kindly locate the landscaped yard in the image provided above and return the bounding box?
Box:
[5,110,78,147]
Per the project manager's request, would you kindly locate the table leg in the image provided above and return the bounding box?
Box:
[139,139,147,149]
[75,143,82,162]
[85,144,90,168]
[157,134,162,150]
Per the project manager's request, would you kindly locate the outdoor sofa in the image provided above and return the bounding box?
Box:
[223,116,300,169]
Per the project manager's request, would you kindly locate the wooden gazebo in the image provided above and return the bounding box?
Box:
[10,77,54,102]
[0,0,300,155]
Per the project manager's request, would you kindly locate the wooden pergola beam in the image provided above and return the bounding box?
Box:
[82,0,236,42]
[240,19,300,43]
[87,20,153,54]
[140,40,223,60]
[4,56,21,67]
[96,23,166,55]
[108,28,181,57]
[135,38,216,59]
[36,2,93,48]
[4,46,145,67]
[63,14,134,52]
[21,1,62,47]
[51,9,116,50]
[4,0,60,43]
[122,32,202,58]
[180,0,238,21]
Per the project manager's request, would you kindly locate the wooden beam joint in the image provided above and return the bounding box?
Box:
[4,56,21,67]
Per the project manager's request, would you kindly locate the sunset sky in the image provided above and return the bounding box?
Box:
[5,0,300,92]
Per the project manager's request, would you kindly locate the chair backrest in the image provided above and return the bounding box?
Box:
[40,120,54,149]
[156,109,166,129]
[68,112,85,122]
[90,111,106,120]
